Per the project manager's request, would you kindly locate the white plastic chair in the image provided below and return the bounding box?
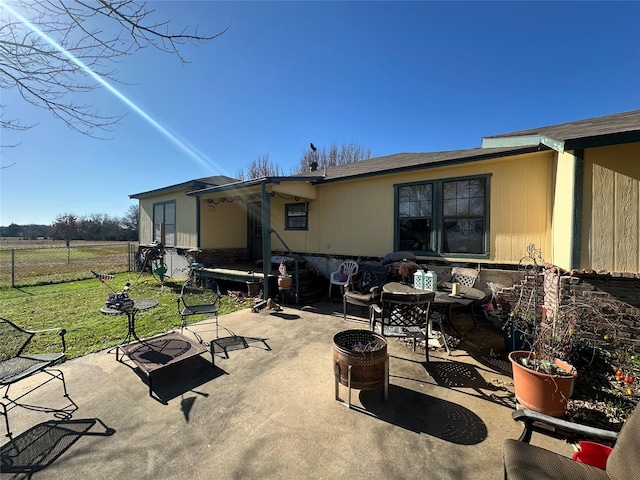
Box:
[328,260,359,298]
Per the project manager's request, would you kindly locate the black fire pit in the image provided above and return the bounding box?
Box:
[333,329,388,407]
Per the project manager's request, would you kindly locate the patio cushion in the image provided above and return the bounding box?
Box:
[503,440,609,480]
[345,291,374,303]
[606,398,640,479]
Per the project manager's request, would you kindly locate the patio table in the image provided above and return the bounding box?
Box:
[382,281,485,305]
[382,281,486,349]
[117,330,213,397]
[100,298,159,349]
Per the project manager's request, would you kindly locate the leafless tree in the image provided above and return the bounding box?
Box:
[236,154,282,180]
[121,204,139,235]
[296,142,372,173]
[236,143,373,179]
[0,0,228,137]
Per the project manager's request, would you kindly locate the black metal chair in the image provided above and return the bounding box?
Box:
[343,264,388,322]
[0,318,68,438]
[370,291,435,363]
[177,276,229,343]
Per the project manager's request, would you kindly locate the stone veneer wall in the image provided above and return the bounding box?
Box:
[498,265,640,348]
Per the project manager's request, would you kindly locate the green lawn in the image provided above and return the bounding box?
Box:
[0,243,133,287]
[0,273,247,360]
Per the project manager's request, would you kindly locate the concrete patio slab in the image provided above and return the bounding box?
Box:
[1,303,574,479]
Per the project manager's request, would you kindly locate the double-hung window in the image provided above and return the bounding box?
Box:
[153,201,176,246]
[396,176,489,256]
[285,202,308,230]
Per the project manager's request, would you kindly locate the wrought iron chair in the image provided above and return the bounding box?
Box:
[343,264,388,322]
[329,260,359,298]
[370,291,435,363]
[0,318,68,438]
[503,403,640,479]
[177,276,227,343]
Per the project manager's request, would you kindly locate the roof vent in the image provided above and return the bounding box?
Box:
[310,161,318,171]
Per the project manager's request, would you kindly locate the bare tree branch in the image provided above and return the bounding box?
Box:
[296,142,372,173]
[0,0,229,138]
[236,154,282,181]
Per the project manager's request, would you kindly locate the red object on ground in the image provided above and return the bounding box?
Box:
[571,441,613,470]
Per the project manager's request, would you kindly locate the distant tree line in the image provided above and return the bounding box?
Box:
[0,205,139,243]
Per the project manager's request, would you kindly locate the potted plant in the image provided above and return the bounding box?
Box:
[277,262,292,290]
[505,245,579,417]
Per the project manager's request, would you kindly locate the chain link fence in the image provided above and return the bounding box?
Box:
[0,242,138,287]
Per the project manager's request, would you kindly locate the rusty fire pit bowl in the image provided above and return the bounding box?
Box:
[333,329,388,390]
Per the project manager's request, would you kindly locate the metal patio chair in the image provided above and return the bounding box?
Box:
[0,318,69,438]
[178,275,235,343]
[450,266,482,326]
[343,264,388,321]
[370,290,435,363]
[451,266,480,288]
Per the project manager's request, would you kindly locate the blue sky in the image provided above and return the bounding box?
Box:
[1,1,639,226]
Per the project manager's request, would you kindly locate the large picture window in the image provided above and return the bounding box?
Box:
[153,201,176,246]
[396,176,488,256]
[285,202,308,230]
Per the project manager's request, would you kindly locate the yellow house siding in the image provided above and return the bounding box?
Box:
[199,197,249,249]
[138,200,153,245]
[386,152,553,264]
[176,195,197,247]
[268,196,316,253]
[616,173,639,271]
[582,143,640,272]
[274,150,555,263]
[551,151,578,270]
[137,191,197,247]
[315,178,394,256]
[271,181,317,200]
[478,152,553,264]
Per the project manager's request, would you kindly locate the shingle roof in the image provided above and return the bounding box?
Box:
[484,110,640,144]
[292,145,541,183]
[134,110,640,195]
[293,110,640,184]
[130,175,238,198]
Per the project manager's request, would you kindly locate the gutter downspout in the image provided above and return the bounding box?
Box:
[261,181,272,299]
[571,150,584,269]
[195,195,201,248]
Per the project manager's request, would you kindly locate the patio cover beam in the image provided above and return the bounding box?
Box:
[261,181,272,300]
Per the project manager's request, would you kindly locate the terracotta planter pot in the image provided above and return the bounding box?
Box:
[508,350,577,417]
[278,275,292,290]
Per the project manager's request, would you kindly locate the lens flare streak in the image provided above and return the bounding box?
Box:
[2,1,226,175]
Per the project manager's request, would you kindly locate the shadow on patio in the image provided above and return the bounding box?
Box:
[359,385,488,444]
